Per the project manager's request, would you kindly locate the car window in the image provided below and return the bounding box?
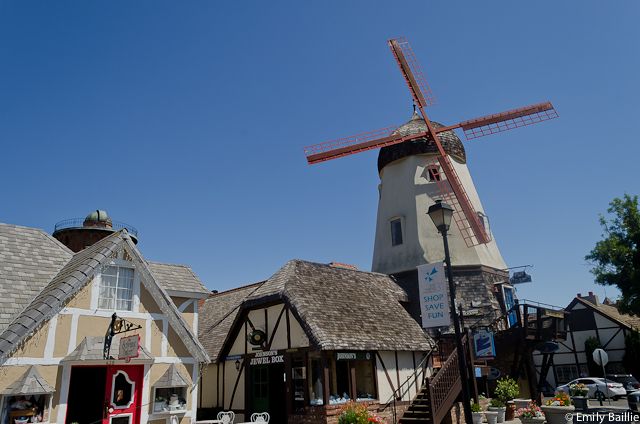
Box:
[581,379,594,384]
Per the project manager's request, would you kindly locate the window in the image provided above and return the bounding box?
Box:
[555,364,580,384]
[390,218,403,246]
[1,394,51,424]
[354,360,376,401]
[152,387,187,413]
[99,266,134,311]
[308,355,323,406]
[477,212,490,234]
[427,165,441,182]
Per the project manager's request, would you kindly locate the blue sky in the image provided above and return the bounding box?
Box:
[1,1,638,307]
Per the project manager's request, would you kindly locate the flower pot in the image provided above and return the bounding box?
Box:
[520,418,546,424]
[514,398,532,409]
[505,401,516,421]
[572,395,588,411]
[472,412,484,424]
[541,405,575,424]
[488,406,506,423]
[485,410,498,424]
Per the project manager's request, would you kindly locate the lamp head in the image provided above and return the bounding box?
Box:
[427,200,454,233]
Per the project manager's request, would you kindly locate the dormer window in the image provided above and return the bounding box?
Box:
[426,165,441,182]
[99,266,134,311]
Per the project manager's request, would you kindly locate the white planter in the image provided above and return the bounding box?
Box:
[541,405,575,424]
[472,412,484,424]
[485,411,498,424]
[488,406,506,423]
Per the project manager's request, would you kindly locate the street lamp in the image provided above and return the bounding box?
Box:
[427,200,473,424]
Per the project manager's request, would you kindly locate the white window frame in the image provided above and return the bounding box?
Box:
[0,393,53,424]
[92,258,141,313]
[109,412,133,424]
[110,370,136,410]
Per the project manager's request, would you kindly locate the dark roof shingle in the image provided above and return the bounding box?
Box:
[199,260,433,361]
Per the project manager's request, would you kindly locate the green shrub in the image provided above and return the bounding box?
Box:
[471,402,482,413]
[489,398,505,408]
[494,377,519,403]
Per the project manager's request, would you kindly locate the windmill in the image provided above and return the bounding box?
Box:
[304,37,558,248]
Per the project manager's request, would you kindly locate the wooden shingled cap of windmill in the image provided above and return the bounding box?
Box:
[304,37,558,247]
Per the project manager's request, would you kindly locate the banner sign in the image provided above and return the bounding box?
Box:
[417,263,451,328]
[249,350,284,366]
[118,334,140,361]
[336,352,372,361]
[473,329,496,359]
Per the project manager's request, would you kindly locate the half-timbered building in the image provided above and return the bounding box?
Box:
[198,260,434,424]
[0,214,210,424]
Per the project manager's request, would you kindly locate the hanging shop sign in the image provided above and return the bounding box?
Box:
[510,271,532,285]
[336,352,372,361]
[417,263,451,328]
[118,334,140,362]
[249,350,284,366]
[473,329,496,359]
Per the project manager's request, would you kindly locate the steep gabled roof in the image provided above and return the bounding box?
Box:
[570,297,640,331]
[199,282,263,362]
[0,223,72,332]
[148,261,209,295]
[1,365,55,395]
[199,260,433,361]
[0,230,209,364]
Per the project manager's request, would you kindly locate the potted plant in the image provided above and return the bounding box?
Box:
[542,391,575,424]
[569,382,589,410]
[488,398,506,423]
[337,401,384,424]
[515,401,545,424]
[471,401,484,424]
[494,377,519,421]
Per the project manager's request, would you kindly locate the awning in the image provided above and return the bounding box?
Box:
[153,364,189,387]
[62,336,153,362]
[1,366,55,395]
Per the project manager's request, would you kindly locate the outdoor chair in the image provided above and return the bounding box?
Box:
[218,411,235,424]
[250,412,269,423]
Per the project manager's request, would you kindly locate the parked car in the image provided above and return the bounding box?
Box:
[628,389,640,411]
[606,374,640,394]
[556,378,626,400]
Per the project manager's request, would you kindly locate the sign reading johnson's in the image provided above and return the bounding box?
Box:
[417,263,451,328]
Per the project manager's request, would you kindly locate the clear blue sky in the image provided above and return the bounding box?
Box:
[1,1,638,307]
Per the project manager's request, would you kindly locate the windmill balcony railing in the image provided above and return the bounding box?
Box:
[53,218,139,237]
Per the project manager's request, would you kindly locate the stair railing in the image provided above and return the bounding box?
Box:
[379,347,434,423]
[427,336,466,424]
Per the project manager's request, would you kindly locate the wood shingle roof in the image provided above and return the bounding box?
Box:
[199,260,434,361]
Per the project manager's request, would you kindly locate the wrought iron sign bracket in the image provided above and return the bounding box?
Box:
[103,312,143,360]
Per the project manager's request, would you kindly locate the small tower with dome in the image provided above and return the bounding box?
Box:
[52,209,138,252]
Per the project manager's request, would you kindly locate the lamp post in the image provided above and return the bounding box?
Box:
[427,200,473,424]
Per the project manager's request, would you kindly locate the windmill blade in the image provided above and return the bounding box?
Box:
[457,102,558,140]
[305,125,430,165]
[430,155,492,246]
[388,37,436,108]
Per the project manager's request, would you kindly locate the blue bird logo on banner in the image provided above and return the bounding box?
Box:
[425,267,438,283]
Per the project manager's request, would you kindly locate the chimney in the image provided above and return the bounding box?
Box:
[583,291,599,305]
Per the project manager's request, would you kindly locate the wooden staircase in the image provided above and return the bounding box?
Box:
[398,338,465,424]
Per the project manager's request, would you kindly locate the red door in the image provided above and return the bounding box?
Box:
[103,365,143,424]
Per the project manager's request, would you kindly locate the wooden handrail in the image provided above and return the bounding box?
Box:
[428,335,467,424]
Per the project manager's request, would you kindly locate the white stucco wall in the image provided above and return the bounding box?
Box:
[372,153,506,274]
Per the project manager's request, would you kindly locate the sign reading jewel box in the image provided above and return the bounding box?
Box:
[417,263,451,328]
[249,350,284,366]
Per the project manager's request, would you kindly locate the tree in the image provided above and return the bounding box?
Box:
[585,194,640,316]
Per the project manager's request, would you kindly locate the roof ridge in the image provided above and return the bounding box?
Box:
[148,260,191,268]
[210,280,265,297]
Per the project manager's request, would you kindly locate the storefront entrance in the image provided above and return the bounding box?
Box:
[66,365,143,424]
[248,363,286,424]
